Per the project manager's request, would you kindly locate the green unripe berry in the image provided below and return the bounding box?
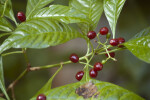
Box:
[106,33,111,39]
[102,60,106,64]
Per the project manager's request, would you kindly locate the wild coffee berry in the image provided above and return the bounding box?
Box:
[100,27,109,35]
[105,49,115,58]
[109,39,119,46]
[76,71,84,81]
[118,37,125,47]
[70,53,79,63]
[89,69,98,78]
[17,12,26,22]
[87,31,96,39]
[37,94,46,100]
[94,62,103,71]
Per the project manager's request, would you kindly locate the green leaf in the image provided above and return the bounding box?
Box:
[124,27,150,63]
[0,17,14,32]
[104,0,126,38]
[69,0,103,33]
[30,79,144,100]
[132,27,150,39]
[0,33,11,39]
[29,5,88,24]
[0,56,10,100]
[0,18,84,54]
[0,0,16,23]
[34,65,63,96]
[124,36,150,63]
[26,0,54,18]
[0,97,5,100]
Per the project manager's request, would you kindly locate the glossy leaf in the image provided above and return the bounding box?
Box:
[0,17,14,32]
[69,0,103,33]
[0,56,10,100]
[26,0,54,18]
[132,27,150,39]
[104,0,126,38]
[0,18,84,54]
[0,0,16,23]
[29,5,88,24]
[31,79,144,100]
[124,36,150,63]
[125,27,150,63]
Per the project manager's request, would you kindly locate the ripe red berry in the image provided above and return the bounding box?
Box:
[76,71,84,81]
[105,49,115,58]
[118,37,125,47]
[94,62,103,71]
[70,53,79,63]
[89,69,98,78]
[109,39,119,46]
[100,27,109,35]
[17,12,26,22]
[37,94,46,100]
[87,31,96,39]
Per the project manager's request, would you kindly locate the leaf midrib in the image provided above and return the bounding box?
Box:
[1,0,8,17]
[27,0,41,19]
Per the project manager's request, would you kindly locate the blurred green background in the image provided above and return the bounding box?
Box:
[0,0,150,100]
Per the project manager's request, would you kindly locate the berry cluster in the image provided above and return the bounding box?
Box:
[86,27,125,47]
[70,27,125,81]
[75,62,103,81]
[109,37,125,47]
[69,54,104,80]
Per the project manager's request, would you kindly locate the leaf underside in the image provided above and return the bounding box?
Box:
[31,79,144,100]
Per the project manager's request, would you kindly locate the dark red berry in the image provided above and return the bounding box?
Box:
[94,62,103,71]
[87,31,96,39]
[37,94,46,100]
[100,27,109,35]
[17,12,26,22]
[76,71,84,81]
[118,37,125,47]
[89,69,98,78]
[109,39,119,46]
[105,49,115,58]
[70,53,79,63]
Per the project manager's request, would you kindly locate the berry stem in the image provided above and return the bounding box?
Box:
[98,47,125,55]
[22,48,29,64]
[84,57,90,81]
[97,32,100,42]
[2,42,126,97]
[2,51,23,57]
[86,40,90,55]
[79,61,93,68]
[105,45,111,58]
[22,48,31,71]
